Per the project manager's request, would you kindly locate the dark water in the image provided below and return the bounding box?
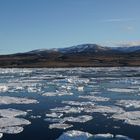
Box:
[0,67,140,140]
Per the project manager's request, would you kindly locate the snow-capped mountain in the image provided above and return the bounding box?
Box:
[25,44,140,55]
[1,43,140,68]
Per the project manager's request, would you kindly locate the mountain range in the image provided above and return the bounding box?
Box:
[0,44,140,67]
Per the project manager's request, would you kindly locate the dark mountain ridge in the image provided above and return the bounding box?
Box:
[0,44,140,67]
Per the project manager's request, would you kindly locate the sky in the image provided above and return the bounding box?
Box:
[0,0,140,54]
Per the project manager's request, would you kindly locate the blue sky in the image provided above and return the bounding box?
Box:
[0,0,140,54]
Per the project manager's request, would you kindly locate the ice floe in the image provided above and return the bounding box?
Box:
[111,111,140,126]
[63,115,93,123]
[0,96,38,105]
[0,117,30,128]
[0,133,3,139]
[77,86,84,91]
[57,130,92,140]
[57,130,134,140]
[107,88,136,93]
[43,92,73,97]
[116,100,140,108]
[0,126,23,134]
[0,85,9,92]
[62,101,95,107]
[0,108,31,136]
[30,115,41,119]
[50,106,84,114]
[49,123,73,130]
[84,105,125,114]
[79,95,110,102]
[93,133,113,138]
[0,108,27,117]
[46,112,63,118]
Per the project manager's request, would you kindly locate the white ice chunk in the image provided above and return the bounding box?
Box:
[30,115,41,119]
[0,85,8,92]
[0,109,27,118]
[49,123,73,130]
[57,130,93,140]
[0,126,23,134]
[93,133,113,138]
[116,135,134,140]
[50,106,84,114]
[116,100,140,108]
[79,95,109,102]
[43,92,73,97]
[63,115,93,123]
[0,96,38,105]
[0,133,3,139]
[0,108,30,135]
[77,86,84,91]
[112,111,140,126]
[46,112,63,118]
[0,117,31,128]
[84,105,124,114]
[107,88,135,93]
[62,101,95,106]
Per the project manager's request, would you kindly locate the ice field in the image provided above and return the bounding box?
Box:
[0,67,140,140]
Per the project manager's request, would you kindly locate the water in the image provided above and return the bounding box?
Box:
[0,67,140,140]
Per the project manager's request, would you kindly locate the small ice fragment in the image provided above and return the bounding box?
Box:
[49,123,73,130]
[84,105,124,114]
[79,95,109,102]
[62,101,95,106]
[46,112,63,118]
[0,85,8,92]
[50,106,83,114]
[63,115,93,123]
[93,133,113,138]
[107,88,135,93]
[77,86,84,91]
[30,115,41,119]
[0,133,3,139]
[116,135,134,140]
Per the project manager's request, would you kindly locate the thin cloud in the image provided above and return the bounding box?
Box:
[106,41,140,47]
[101,18,136,23]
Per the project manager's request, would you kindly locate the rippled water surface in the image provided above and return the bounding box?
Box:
[0,67,140,140]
